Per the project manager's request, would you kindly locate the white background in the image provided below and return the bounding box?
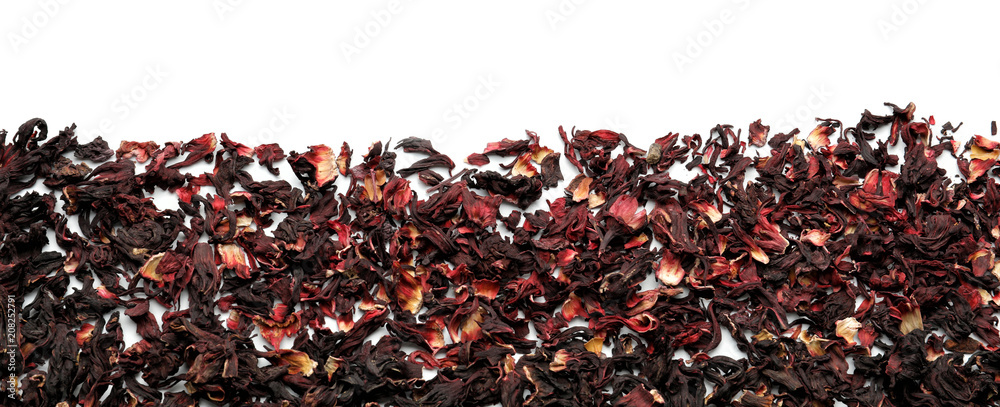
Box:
[3,1,998,156]
[2,0,999,402]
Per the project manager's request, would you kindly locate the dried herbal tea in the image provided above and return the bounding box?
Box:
[5,103,1000,406]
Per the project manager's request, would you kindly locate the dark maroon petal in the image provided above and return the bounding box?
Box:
[10,103,1000,405]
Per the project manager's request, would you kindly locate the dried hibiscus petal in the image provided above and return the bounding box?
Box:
[8,104,1000,406]
[287,144,338,189]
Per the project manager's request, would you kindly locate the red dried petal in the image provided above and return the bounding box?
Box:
[253,304,301,349]
[748,119,769,147]
[395,266,424,315]
[807,124,834,150]
[608,195,647,231]
[656,251,685,286]
[117,140,160,162]
[269,349,318,377]
[465,152,490,166]
[337,142,352,176]
[217,243,251,279]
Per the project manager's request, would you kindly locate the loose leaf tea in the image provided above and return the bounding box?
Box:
[6,103,1000,406]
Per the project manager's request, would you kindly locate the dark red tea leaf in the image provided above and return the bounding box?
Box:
[7,103,1000,405]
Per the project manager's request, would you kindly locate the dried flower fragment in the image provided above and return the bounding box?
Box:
[10,103,1000,406]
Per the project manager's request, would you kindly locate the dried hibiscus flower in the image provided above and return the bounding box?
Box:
[7,103,1000,406]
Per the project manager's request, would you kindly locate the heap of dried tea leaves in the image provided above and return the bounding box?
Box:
[5,102,1000,406]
